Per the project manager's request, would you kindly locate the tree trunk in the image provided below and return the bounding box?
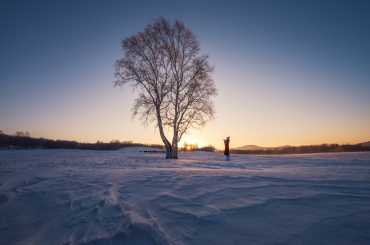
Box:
[170,144,178,159]
[156,108,177,159]
[164,140,172,159]
[162,144,178,159]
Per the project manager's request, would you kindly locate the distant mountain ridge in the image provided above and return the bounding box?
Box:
[233,142,370,151]
[232,145,291,151]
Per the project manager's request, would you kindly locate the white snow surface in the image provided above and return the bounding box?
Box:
[0,148,370,245]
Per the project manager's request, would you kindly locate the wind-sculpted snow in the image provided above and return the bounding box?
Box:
[0,148,369,244]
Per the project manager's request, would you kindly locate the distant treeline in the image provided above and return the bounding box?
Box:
[230,144,370,155]
[0,132,163,150]
[190,145,216,152]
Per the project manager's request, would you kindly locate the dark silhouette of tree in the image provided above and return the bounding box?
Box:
[14,131,25,137]
[14,131,25,146]
[183,141,188,152]
[182,142,199,151]
[96,140,103,150]
[114,17,217,159]
[192,145,216,152]
[110,140,120,150]
[0,133,164,150]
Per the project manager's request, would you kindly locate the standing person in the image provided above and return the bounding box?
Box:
[224,136,230,161]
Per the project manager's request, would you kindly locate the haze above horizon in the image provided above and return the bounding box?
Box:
[1,0,369,150]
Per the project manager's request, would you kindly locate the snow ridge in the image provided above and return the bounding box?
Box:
[1,148,370,244]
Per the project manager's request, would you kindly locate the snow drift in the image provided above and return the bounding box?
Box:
[0,148,369,244]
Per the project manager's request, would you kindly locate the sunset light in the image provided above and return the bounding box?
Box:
[1,1,370,244]
[0,1,369,149]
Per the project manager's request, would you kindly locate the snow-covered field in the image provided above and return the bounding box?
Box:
[0,148,369,245]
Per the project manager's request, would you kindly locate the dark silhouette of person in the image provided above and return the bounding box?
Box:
[224,136,230,161]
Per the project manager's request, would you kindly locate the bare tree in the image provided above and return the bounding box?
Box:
[14,131,26,137]
[114,17,217,159]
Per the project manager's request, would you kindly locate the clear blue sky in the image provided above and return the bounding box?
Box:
[1,0,369,149]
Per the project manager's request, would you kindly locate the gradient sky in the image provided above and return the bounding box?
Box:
[1,0,369,149]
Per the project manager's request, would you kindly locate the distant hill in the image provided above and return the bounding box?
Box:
[230,142,370,155]
[232,145,263,151]
[361,141,370,147]
[232,145,291,151]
